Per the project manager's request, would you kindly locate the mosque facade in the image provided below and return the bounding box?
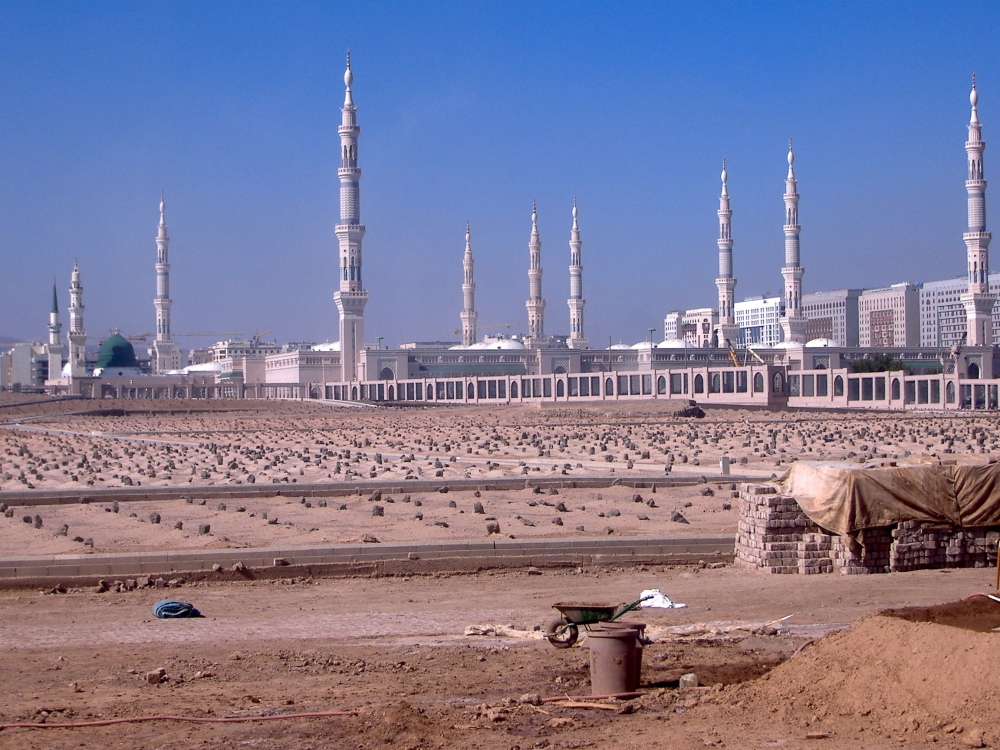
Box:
[34,63,1000,412]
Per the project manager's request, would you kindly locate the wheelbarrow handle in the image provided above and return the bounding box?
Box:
[608,594,655,622]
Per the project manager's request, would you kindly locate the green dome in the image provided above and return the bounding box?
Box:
[96,334,139,369]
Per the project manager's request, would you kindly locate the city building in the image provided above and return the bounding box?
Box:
[735,296,783,348]
[920,274,1000,347]
[858,283,921,348]
[802,289,861,346]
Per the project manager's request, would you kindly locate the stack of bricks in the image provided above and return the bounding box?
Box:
[831,527,892,574]
[735,483,999,574]
[735,485,833,574]
[890,522,999,571]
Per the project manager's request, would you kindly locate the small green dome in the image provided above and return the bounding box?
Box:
[96,334,138,369]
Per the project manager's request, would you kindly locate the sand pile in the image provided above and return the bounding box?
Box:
[731,598,1000,743]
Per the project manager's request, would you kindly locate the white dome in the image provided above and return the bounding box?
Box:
[805,337,839,348]
[466,342,490,350]
[448,344,467,350]
[61,361,72,377]
[656,339,690,349]
[181,361,223,374]
[609,343,631,350]
[488,339,527,350]
[772,340,804,350]
[631,341,653,350]
[312,341,341,352]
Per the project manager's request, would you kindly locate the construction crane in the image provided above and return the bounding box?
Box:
[251,328,272,343]
[451,322,519,336]
[124,331,243,342]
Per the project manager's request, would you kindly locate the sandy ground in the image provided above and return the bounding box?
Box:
[3,400,998,500]
[3,399,1000,749]
[0,565,997,749]
[0,483,737,556]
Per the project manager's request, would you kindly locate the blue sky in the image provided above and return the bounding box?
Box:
[1,2,998,348]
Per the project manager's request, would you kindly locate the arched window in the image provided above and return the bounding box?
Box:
[969,362,981,379]
[710,373,721,393]
[657,376,666,395]
[554,365,566,374]
[753,372,764,393]
[467,382,475,399]
[351,386,358,400]
[947,381,956,403]
[694,374,704,394]
[891,378,900,400]
[605,378,614,396]
[379,367,393,380]
[772,373,783,394]
[426,384,434,400]
[833,375,844,397]
[556,380,565,397]
[510,381,519,398]
[387,385,394,400]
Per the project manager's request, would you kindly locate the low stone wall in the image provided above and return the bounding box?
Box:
[736,483,999,574]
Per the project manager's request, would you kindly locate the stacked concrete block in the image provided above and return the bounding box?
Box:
[735,483,997,575]
[891,522,999,571]
[735,484,832,574]
[831,527,892,574]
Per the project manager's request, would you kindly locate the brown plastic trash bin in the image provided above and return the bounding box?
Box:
[586,630,636,695]
[596,621,645,691]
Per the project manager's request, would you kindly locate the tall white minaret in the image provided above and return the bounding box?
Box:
[460,222,478,347]
[46,280,63,381]
[525,201,546,346]
[67,261,87,377]
[962,73,996,347]
[152,193,181,372]
[779,139,807,344]
[567,198,587,349]
[333,50,369,382]
[715,160,738,347]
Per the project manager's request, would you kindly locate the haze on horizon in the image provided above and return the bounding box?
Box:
[0,2,997,349]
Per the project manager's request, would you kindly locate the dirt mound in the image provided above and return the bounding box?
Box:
[733,610,1000,742]
[884,594,1000,632]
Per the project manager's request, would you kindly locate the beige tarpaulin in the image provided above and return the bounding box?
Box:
[780,461,1000,536]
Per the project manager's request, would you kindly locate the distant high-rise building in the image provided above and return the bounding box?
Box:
[858,283,921,348]
[736,296,783,348]
[802,289,861,346]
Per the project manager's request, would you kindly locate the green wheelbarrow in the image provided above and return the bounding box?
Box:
[545,594,653,648]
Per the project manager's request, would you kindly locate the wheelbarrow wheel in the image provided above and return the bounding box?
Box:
[546,617,579,648]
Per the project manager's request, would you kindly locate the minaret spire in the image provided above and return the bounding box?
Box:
[961,72,996,348]
[67,260,87,377]
[152,192,181,372]
[779,138,807,344]
[46,279,62,381]
[334,49,369,383]
[460,221,478,347]
[525,201,546,346]
[567,198,587,349]
[715,159,738,347]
